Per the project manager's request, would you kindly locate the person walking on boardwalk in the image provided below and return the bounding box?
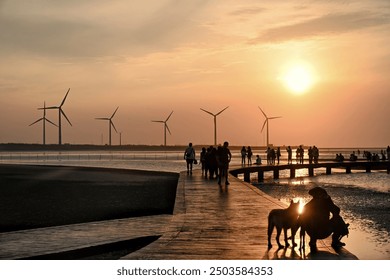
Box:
[216,141,232,185]
[184,142,196,174]
[241,146,247,165]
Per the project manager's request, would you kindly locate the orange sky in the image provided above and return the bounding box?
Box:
[0,0,389,147]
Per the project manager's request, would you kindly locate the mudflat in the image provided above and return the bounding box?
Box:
[0,164,179,232]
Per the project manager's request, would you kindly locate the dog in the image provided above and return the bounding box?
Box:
[267,200,300,249]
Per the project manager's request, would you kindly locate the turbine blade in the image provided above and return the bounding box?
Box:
[45,118,58,127]
[166,123,172,135]
[200,108,214,116]
[111,106,119,119]
[60,88,70,107]
[61,109,72,126]
[261,120,267,132]
[111,121,118,133]
[258,106,267,118]
[269,116,282,119]
[165,110,174,122]
[96,118,110,120]
[40,106,58,110]
[216,106,229,116]
[152,120,164,123]
[29,118,43,126]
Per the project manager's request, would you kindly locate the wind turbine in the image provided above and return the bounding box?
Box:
[95,107,119,146]
[200,106,229,145]
[29,101,57,145]
[152,111,173,146]
[258,106,282,147]
[42,88,72,145]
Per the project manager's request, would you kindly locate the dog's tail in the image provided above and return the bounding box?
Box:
[267,214,274,237]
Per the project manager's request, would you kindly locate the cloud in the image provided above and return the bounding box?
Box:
[229,6,266,16]
[249,12,390,44]
[0,0,211,58]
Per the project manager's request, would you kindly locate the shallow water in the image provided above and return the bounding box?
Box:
[254,172,390,260]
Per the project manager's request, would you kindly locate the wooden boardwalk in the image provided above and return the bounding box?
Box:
[124,169,357,260]
[0,168,358,260]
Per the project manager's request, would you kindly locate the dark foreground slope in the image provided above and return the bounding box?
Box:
[0,164,178,232]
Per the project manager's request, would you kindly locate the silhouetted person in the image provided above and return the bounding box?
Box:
[300,187,349,252]
[205,146,218,179]
[241,146,247,165]
[200,147,207,175]
[184,142,196,174]
[313,146,319,164]
[286,146,292,164]
[308,146,313,164]
[216,141,232,185]
[247,146,253,165]
[335,153,344,162]
[255,155,262,165]
[387,146,390,161]
[298,145,304,164]
[276,147,281,165]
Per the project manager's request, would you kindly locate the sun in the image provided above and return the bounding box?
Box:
[282,63,315,95]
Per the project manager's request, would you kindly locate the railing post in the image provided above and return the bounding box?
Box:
[258,171,264,182]
[290,168,295,178]
[308,167,314,176]
[273,169,279,179]
[326,166,331,175]
[346,166,351,174]
[244,171,250,182]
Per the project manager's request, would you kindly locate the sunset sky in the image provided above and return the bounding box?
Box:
[0,0,389,147]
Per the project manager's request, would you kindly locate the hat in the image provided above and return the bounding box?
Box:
[308,186,329,199]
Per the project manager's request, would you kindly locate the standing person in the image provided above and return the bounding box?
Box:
[247,146,253,165]
[276,147,281,165]
[240,146,247,165]
[216,141,232,186]
[299,145,304,164]
[387,146,390,162]
[184,142,196,174]
[313,146,319,164]
[308,146,313,164]
[200,147,207,176]
[208,146,218,179]
[286,146,292,164]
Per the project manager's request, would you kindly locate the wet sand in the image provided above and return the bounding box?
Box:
[0,164,179,232]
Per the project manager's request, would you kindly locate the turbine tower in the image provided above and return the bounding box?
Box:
[152,111,173,146]
[200,106,229,145]
[43,88,72,145]
[95,107,119,146]
[29,101,57,145]
[258,106,282,147]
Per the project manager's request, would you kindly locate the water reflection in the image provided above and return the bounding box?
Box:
[254,173,390,260]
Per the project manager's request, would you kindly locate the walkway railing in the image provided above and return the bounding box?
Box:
[230,160,390,182]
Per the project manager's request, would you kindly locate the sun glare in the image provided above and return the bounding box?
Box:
[282,63,315,95]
